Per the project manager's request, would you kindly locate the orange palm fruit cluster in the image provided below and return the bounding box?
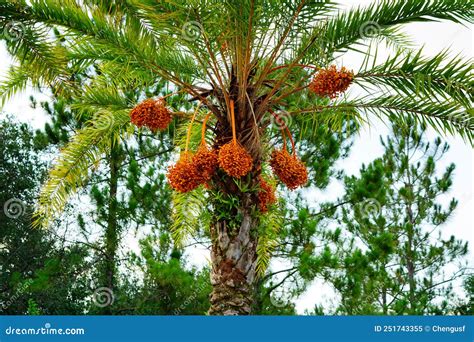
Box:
[270,149,308,190]
[267,113,308,190]
[218,142,253,178]
[167,101,255,192]
[130,98,172,131]
[193,145,219,182]
[167,111,219,193]
[308,65,353,99]
[218,100,253,178]
[258,176,277,213]
[167,148,219,193]
[167,153,202,193]
[193,114,219,182]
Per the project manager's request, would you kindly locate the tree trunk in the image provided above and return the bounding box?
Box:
[207,105,263,315]
[208,192,259,315]
[102,143,120,314]
[405,185,416,314]
[406,224,416,314]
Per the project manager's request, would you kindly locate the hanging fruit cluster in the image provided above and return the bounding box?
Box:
[128,63,354,212]
[166,152,203,193]
[167,111,219,193]
[130,97,311,213]
[258,176,277,213]
[128,64,355,211]
[309,65,354,99]
[270,149,308,190]
[130,98,172,131]
[217,101,253,178]
[193,145,219,181]
[166,101,254,194]
[269,120,308,190]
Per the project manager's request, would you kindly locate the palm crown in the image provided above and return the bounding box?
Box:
[0,0,473,315]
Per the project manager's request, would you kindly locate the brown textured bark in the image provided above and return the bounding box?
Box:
[208,105,262,315]
[208,193,259,315]
[205,93,266,315]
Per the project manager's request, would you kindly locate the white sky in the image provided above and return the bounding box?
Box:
[0,0,472,314]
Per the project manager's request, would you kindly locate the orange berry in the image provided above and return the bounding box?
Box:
[193,146,219,182]
[258,176,277,213]
[309,65,353,99]
[167,154,202,193]
[218,142,253,178]
[130,98,172,131]
[270,149,308,190]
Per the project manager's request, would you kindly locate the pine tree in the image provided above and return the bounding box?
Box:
[0,117,90,314]
[117,233,212,315]
[452,275,474,315]
[34,89,178,313]
[329,120,469,314]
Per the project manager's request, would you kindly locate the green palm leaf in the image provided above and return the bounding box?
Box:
[34,108,133,227]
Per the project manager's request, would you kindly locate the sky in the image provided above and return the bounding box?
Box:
[0,0,472,314]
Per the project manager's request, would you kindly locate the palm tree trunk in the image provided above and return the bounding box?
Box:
[207,107,263,315]
[208,193,259,315]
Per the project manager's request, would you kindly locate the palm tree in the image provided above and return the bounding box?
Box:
[0,0,472,315]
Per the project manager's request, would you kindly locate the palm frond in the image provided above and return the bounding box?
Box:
[34,108,132,227]
[70,84,131,118]
[256,199,284,276]
[299,0,474,62]
[292,95,473,143]
[0,24,70,103]
[170,186,209,247]
[4,0,201,85]
[356,49,474,107]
